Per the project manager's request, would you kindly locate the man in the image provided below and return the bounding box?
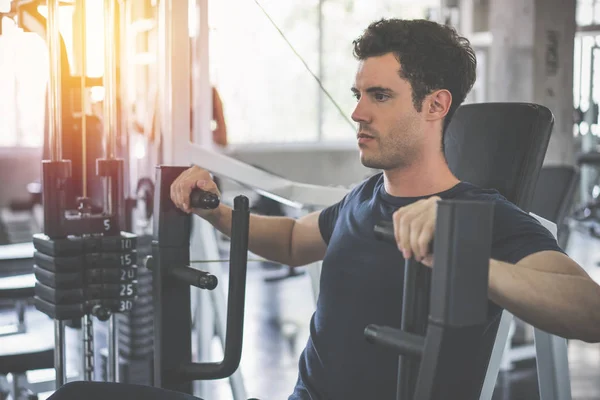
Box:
[171,19,600,399]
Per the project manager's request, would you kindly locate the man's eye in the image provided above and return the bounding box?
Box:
[374,93,389,102]
[353,92,361,100]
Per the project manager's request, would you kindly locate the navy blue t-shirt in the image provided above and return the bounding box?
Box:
[289,173,564,400]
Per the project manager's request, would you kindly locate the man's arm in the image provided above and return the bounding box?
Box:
[170,166,328,267]
[488,250,600,343]
[205,205,327,267]
[392,197,600,343]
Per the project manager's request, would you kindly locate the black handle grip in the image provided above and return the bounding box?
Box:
[374,221,434,254]
[374,221,395,244]
[178,195,249,380]
[364,325,425,357]
[373,221,432,399]
[170,265,218,290]
[190,189,220,210]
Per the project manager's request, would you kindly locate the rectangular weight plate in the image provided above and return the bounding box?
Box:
[135,274,152,285]
[119,316,154,337]
[117,322,154,334]
[119,331,154,348]
[126,294,153,308]
[34,251,83,273]
[86,267,138,284]
[118,342,154,359]
[128,302,154,316]
[34,296,85,319]
[134,285,153,297]
[34,265,83,289]
[33,233,84,256]
[116,314,153,328]
[87,283,138,300]
[85,251,138,269]
[86,298,135,314]
[136,264,152,276]
[35,281,84,304]
[118,328,154,341]
[118,314,155,330]
[101,232,138,252]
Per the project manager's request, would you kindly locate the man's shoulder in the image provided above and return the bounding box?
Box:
[453,183,534,222]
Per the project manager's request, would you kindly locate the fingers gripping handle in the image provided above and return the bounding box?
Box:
[373,221,434,254]
[190,189,220,209]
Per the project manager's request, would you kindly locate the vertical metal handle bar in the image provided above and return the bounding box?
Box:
[47,0,62,161]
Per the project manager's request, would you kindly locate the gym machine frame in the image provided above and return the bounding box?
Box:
[148,168,250,394]
[369,201,495,400]
[32,0,136,388]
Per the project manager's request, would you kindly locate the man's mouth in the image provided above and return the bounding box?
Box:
[357,133,375,143]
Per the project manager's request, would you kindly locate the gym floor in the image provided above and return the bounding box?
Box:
[1,222,600,400]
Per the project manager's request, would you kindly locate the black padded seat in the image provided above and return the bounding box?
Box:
[47,382,203,400]
[0,242,53,375]
[0,316,54,374]
[0,273,35,299]
[0,242,35,277]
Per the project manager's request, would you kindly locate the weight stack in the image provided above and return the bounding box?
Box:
[107,234,154,385]
[32,232,138,321]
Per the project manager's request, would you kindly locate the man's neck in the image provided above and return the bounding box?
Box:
[383,155,460,198]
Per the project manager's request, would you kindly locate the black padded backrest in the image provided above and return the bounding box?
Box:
[530,165,579,224]
[444,103,554,211]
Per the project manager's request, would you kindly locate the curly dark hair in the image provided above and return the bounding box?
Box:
[353,18,476,136]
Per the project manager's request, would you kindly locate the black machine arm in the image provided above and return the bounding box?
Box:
[152,166,250,393]
[369,220,430,399]
[364,325,425,357]
[178,195,250,380]
[365,201,494,400]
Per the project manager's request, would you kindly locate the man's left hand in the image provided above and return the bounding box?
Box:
[392,196,440,267]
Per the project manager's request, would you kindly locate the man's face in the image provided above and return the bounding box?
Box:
[351,53,425,170]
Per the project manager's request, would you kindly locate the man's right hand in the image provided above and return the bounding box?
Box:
[170,166,222,219]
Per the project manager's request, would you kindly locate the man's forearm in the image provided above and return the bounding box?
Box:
[203,204,296,266]
[488,257,600,343]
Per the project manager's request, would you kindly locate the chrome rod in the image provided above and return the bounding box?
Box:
[107,313,119,382]
[54,320,67,387]
[46,0,62,161]
[103,0,117,159]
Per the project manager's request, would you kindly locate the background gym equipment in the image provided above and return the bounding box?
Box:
[43,170,255,399]
[31,0,138,391]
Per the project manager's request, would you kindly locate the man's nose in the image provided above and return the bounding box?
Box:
[351,98,370,124]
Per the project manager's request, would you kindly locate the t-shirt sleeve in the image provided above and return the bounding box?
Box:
[318,197,347,245]
[491,199,566,264]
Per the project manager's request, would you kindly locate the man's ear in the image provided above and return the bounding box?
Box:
[424,89,452,122]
